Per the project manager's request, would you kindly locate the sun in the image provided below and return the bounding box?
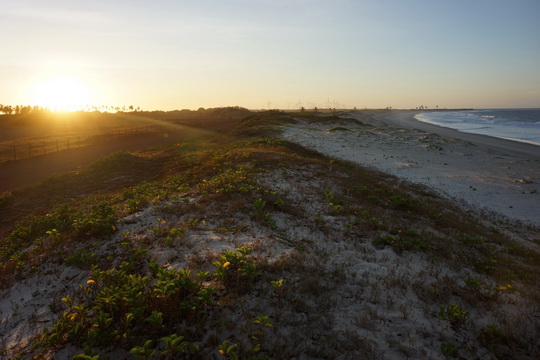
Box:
[31,76,93,112]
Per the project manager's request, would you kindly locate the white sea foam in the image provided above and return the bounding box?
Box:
[415,109,540,146]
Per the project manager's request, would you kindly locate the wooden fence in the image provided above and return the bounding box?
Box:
[0,125,166,162]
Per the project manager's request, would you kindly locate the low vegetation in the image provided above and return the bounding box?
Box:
[0,109,538,359]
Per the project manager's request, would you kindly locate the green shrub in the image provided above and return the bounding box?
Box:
[163,227,187,246]
[65,249,100,270]
[39,263,213,352]
[121,181,168,212]
[198,165,257,195]
[72,204,117,239]
[438,304,469,328]
[1,205,76,261]
[213,246,257,292]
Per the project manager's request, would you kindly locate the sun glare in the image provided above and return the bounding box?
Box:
[31,76,93,112]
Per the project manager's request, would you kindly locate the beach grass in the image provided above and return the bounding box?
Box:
[0,109,538,359]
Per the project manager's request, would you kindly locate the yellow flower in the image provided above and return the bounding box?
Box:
[219,349,225,355]
[69,313,77,321]
[498,284,512,291]
[87,279,96,284]
[222,261,231,268]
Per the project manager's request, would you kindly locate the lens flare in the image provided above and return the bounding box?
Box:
[31,76,93,112]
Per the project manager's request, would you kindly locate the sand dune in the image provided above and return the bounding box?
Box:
[281,110,540,226]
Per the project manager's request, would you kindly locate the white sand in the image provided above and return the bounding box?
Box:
[2,112,539,358]
[281,110,540,226]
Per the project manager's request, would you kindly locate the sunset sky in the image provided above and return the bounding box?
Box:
[1,0,539,110]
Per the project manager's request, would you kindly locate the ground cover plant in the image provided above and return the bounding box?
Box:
[0,109,539,359]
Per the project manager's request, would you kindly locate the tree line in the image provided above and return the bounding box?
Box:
[0,104,142,115]
[0,105,49,115]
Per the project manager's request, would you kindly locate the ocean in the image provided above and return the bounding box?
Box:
[414,109,540,147]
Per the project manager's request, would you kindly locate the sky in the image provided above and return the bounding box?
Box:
[1,0,539,110]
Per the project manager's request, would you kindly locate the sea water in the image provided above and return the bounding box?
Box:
[415,109,540,146]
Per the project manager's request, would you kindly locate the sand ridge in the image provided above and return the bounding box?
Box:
[281,110,540,226]
[1,110,539,359]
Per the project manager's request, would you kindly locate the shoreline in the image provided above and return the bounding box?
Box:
[282,111,540,226]
[414,111,540,148]
[373,110,540,159]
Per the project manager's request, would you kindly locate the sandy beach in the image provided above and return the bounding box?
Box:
[281,110,540,226]
[2,110,539,359]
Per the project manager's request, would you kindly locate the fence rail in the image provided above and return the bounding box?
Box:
[0,125,167,163]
